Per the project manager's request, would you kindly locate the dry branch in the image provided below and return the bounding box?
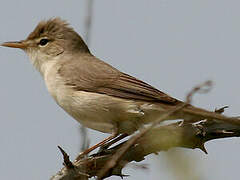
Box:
[51,119,240,180]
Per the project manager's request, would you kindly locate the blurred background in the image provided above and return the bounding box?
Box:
[1,0,240,179]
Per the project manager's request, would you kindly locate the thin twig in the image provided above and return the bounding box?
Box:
[215,106,229,114]
[84,0,94,45]
[79,0,94,152]
[186,80,212,102]
[79,126,90,152]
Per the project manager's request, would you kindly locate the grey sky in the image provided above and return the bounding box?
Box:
[1,0,240,179]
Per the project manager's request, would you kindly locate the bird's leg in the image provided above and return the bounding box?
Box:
[75,132,118,161]
[98,133,128,153]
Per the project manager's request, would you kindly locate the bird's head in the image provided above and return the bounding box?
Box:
[1,18,89,72]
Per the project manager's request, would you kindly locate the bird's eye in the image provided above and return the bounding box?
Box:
[39,38,49,46]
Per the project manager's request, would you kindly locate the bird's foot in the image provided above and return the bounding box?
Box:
[98,134,128,154]
[75,133,118,161]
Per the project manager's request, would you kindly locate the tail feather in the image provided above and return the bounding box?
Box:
[182,105,240,125]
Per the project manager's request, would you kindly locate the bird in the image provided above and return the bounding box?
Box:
[1,17,238,155]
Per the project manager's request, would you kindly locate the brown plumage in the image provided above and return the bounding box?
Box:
[58,54,179,104]
[27,18,90,53]
[2,17,240,137]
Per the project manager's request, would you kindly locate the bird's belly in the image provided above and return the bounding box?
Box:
[55,89,152,134]
[59,90,116,133]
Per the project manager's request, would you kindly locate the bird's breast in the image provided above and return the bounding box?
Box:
[42,61,115,132]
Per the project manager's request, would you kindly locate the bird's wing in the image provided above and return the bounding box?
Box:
[58,55,179,104]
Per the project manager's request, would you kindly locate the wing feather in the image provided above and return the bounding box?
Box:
[58,55,179,104]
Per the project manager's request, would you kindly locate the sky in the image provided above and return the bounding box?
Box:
[0,0,240,180]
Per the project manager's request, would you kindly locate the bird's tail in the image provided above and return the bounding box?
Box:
[181,105,240,125]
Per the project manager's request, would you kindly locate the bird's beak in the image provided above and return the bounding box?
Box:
[1,41,27,49]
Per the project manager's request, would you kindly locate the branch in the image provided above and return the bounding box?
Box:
[51,119,240,180]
